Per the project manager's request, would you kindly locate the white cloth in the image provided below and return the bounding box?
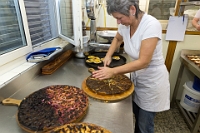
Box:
[118,14,170,112]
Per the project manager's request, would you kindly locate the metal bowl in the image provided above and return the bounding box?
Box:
[97,30,117,42]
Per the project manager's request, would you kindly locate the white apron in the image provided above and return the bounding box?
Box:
[119,14,170,112]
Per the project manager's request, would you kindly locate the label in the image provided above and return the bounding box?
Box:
[184,94,200,108]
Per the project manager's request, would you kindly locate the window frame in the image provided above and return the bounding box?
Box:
[0,0,83,68]
[56,0,83,48]
[24,0,58,48]
[0,0,32,67]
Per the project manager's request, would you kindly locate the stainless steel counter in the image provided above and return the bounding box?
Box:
[0,51,133,133]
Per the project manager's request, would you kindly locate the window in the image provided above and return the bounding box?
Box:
[24,0,58,47]
[0,0,32,66]
[56,0,82,47]
[0,0,81,68]
[147,0,176,20]
[59,0,74,39]
[0,0,58,67]
[0,0,27,55]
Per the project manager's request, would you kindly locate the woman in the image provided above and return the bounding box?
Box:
[92,0,170,133]
[192,9,200,31]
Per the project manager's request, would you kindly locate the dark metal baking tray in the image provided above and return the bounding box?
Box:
[85,52,126,69]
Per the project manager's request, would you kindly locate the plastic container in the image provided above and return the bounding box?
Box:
[180,81,200,113]
[193,76,200,92]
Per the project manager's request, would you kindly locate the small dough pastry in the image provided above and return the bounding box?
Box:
[112,56,120,60]
[86,59,94,63]
[88,55,95,59]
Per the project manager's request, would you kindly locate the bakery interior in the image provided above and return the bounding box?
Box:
[0,0,200,132]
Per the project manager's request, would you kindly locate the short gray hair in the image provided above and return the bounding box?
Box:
[106,0,143,18]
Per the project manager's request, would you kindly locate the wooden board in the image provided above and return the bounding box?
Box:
[82,79,134,102]
[2,98,88,133]
[2,98,21,106]
[16,110,88,133]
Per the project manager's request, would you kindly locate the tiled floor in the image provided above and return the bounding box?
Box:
[133,104,191,133]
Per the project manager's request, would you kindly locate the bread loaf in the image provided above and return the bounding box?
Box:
[42,50,73,74]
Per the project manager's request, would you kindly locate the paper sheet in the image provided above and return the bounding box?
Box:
[165,15,188,41]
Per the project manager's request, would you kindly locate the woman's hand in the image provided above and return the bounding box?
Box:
[103,55,112,67]
[196,25,200,31]
[92,66,114,80]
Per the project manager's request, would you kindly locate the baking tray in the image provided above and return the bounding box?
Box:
[180,49,200,78]
[85,52,126,69]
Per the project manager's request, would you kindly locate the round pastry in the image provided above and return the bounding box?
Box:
[93,60,102,64]
[101,58,104,61]
[86,59,94,63]
[94,57,100,60]
[18,85,89,132]
[88,55,95,59]
[46,122,111,133]
[112,56,120,60]
[86,74,132,95]
[93,58,102,64]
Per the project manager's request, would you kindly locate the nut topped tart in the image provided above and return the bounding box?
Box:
[86,74,132,95]
[18,85,89,132]
[45,123,111,133]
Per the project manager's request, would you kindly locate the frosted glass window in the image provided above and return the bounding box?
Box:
[24,0,58,46]
[0,0,26,55]
[148,0,176,20]
[59,0,74,39]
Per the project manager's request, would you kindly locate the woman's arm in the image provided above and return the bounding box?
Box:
[192,17,200,31]
[103,32,123,66]
[112,37,158,74]
[93,37,158,80]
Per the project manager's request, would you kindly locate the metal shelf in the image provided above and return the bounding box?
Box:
[180,1,200,6]
[178,1,200,16]
[176,100,197,130]
[172,49,200,133]
[180,49,200,79]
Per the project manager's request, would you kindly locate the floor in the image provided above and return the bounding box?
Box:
[133,104,191,133]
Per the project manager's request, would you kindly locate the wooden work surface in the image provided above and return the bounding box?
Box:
[82,79,134,102]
